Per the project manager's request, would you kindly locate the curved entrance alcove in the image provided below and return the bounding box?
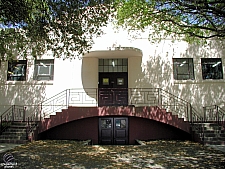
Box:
[81,47,143,106]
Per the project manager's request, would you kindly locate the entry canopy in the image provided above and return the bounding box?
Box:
[83,47,143,58]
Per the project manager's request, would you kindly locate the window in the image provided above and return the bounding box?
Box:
[201,58,223,80]
[99,59,128,72]
[173,58,194,80]
[7,60,27,81]
[34,59,54,81]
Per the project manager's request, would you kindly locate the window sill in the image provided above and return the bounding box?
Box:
[4,80,54,85]
[174,79,225,84]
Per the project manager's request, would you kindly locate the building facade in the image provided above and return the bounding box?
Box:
[0,23,224,144]
[1,23,224,113]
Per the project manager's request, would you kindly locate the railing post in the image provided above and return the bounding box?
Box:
[12,105,15,122]
[96,88,98,107]
[66,89,68,107]
[186,103,189,121]
[189,103,192,122]
[158,88,162,107]
[128,88,131,105]
[39,103,42,121]
[0,115,2,134]
[216,105,219,124]
[23,106,26,122]
[68,89,70,107]
[203,106,206,122]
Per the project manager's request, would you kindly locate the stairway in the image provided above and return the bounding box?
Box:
[0,122,28,144]
[192,123,225,145]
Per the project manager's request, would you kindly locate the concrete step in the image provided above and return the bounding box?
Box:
[204,140,225,145]
[192,125,224,131]
[0,135,27,140]
[192,122,225,146]
[200,136,225,141]
[11,122,27,125]
[194,130,225,135]
[5,128,27,132]
[2,131,26,136]
[0,139,28,144]
[0,121,29,144]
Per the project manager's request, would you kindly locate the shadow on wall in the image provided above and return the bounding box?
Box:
[81,57,98,103]
[0,61,47,116]
[80,40,225,111]
[131,40,225,111]
[81,49,144,104]
[171,40,225,109]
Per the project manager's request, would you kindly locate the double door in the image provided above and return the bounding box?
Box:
[98,72,128,106]
[99,117,128,145]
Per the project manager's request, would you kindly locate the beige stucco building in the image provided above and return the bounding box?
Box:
[0,23,225,119]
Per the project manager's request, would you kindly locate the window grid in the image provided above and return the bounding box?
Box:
[34,59,54,81]
[99,59,128,72]
[201,58,223,80]
[173,58,195,80]
[7,60,27,81]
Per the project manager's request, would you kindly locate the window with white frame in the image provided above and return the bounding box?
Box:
[7,60,27,81]
[201,58,223,80]
[33,59,54,81]
[173,58,195,80]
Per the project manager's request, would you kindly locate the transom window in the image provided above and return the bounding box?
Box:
[201,58,223,80]
[99,59,128,72]
[34,59,54,81]
[7,60,27,81]
[173,58,195,80]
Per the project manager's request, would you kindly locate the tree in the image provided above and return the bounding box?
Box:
[115,0,225,43]
[0,0,112,61]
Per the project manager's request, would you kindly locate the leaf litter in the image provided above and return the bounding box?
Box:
[0,140,224,168]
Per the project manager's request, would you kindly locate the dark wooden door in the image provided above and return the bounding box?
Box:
[99,117,128,145]
[98,72,128,106]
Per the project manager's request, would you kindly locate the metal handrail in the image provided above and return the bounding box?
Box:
[1,88,208,143]
[37,88,195,121]
[189,106,205,144]
[0,105,25,133]
[203,105,225,128]
[1,88,205,126]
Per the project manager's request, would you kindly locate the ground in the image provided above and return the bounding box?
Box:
[0,140,225,168]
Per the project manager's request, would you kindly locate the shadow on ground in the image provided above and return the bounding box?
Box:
[0,140,224,169]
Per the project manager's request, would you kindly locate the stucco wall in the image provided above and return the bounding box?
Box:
[0,23,224,116]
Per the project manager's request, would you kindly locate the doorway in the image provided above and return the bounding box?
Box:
[99,117,129,145]
[98,72,128,106]
[98,58,128,106]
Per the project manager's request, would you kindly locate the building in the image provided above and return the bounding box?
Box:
[0,23,224,145]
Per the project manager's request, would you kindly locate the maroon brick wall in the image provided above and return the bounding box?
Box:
[39,116,191,145]
[129,117,191,144]
[39,117,99,144]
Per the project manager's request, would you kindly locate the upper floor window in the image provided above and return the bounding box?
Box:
[34,59,54,81]
[201,58,223,80]
[173,58,194,80]
[7,60,27,81]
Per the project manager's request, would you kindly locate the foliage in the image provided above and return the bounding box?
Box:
[0,0,113,60]
[115,0,225,43]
